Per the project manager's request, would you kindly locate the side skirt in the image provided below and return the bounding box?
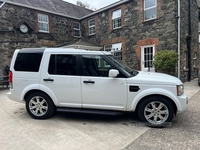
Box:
[57,107,124,116]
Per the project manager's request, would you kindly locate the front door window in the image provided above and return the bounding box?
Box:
[82,55,112,77]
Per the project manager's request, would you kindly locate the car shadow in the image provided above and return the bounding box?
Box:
[53,111,141,125]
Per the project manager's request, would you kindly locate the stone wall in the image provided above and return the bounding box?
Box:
[0,3,78,74]
[0,1,199,82]
[81,0,199,82]
[180,0,199,81]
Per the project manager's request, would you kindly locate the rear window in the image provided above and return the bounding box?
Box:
[14,53,43,72]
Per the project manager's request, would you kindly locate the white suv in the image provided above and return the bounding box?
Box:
[7,48,188,126]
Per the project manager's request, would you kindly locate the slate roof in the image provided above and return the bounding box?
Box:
[2,0,93,18]
[57,38,102,50]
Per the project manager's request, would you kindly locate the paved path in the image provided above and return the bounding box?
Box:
[125,84,200,149]
[0,89,148,150]
[0,78,199,150]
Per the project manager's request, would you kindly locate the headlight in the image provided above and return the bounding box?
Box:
[177,85,184,96]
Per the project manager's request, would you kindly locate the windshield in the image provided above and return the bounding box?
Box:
[107,55,138,77]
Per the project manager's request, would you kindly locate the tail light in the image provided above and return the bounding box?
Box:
[9,71,13,88]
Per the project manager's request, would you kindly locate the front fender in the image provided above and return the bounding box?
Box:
[130,88,181,111]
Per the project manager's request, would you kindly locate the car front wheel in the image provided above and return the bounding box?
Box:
[138,96,174,127]
[26,92,55,119]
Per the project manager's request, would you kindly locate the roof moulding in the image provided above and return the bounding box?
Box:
[0,0,80,20]
[0,1,5,9]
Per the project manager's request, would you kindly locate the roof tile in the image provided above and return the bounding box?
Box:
[3,0,93,18]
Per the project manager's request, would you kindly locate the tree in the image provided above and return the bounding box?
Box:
[76,0,96,10]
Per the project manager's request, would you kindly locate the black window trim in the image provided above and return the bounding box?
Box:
[78,54,128,78]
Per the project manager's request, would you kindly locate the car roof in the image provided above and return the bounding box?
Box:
[44,48,112,55]
[18,48,112,55]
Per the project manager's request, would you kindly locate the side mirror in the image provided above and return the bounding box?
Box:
[109,69,119,78]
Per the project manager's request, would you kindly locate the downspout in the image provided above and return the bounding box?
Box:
[186,0,192,81]
[0,2,5,9]
[177,0,180,79]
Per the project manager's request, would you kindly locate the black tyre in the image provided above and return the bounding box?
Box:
[26,92,55,119]
[138,96,174,127]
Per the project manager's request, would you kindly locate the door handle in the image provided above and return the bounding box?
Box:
[43,79,54,82]
[83,81,95,84]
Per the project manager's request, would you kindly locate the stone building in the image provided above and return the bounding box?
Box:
[0,0,93,73]
[0,0,199,82]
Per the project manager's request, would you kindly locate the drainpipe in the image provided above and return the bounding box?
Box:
[0,2,5,9]
[186,0,192,81]
[177,0,180,79]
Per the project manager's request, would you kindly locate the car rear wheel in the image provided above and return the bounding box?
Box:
[138,96,174,127]
[26,92,55,119]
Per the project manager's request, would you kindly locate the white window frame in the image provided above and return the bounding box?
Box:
[74,22,81,37]
[199,35,200,43]
[104,43,122,61]
[184,51,187,69]
[193,52,197,67]
[112,9,122,29]
[38,13,49,33]
[104,44,112,52]
[141,45,155,71]
[88,19,95,35]
[144,0,157,21]
[198,22,200,32]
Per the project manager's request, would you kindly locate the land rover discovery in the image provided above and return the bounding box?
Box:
[7,48,188,127]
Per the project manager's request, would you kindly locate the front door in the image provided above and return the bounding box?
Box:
[141,45,155,72]
[80,55,127,111]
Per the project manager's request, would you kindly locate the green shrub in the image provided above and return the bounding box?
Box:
[153,50,178,75]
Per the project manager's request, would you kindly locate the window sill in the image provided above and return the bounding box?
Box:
[39,31,49,33]
[74,36,81,38]
[183,68,189,72]
[193,66,199,69]
[143,17,157,22]
[113,26,122,30]
[89,33,95,36]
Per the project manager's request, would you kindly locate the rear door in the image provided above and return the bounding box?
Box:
[40,52,82,107]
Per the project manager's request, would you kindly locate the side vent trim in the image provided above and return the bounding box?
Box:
[129,86,140,92]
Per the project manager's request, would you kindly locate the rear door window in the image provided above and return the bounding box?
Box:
[48,54,77,76]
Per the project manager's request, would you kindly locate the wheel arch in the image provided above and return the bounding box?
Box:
[135,94,177,115]
[23,89,59,106]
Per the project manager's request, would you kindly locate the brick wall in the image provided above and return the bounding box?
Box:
[136,38,159,70]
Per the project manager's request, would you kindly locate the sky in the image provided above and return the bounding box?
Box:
[63,0,120,10]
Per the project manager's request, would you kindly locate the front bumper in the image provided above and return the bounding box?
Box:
[177,93,188,112]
